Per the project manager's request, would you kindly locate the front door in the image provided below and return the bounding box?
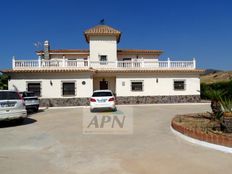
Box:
[100,80,108,90]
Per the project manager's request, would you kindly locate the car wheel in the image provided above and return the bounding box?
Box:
[34,107,39,112]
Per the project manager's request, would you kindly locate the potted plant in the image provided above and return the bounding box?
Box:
[220,97,232,133]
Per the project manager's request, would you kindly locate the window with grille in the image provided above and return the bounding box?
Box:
[62,82,75,96]
[174,80,185,90]
[27,83,41,96]
[131,81,143,91]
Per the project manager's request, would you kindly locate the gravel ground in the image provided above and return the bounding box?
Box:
[0,104,232,174]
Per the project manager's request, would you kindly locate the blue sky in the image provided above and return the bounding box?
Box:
[0,0,231,70]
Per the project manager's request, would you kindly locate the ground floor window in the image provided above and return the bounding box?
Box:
[131,81,143,91]
[173,80,186,90]
[27,83,41,96]
[62,82,75,96]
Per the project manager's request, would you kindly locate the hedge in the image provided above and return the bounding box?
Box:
[201,80,232,99]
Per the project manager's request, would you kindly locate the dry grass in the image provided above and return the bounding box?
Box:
[174,113,232,137]
[201,71,232,84]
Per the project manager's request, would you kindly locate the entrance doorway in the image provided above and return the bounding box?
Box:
[100,80,108,90]
[93,77,115,93]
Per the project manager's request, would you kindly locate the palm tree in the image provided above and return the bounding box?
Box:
[204,89,226,117]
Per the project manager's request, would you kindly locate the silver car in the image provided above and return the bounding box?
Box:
[0,90,27,121]
[19,91,40,112]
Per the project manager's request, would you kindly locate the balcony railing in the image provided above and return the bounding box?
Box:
[12,57,196,69]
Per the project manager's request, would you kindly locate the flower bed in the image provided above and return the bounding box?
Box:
[171,113,232,147]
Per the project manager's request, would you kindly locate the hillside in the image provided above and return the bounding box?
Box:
[201,70,232,84]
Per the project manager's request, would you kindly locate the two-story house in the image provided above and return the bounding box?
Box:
[2,24,204,106]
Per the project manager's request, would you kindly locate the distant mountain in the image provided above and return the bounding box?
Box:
[201,70,232,84]
[203,69,223,75]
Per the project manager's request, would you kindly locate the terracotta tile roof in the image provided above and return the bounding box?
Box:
[1,68,94,73]
[1,68,204,74]
[117,49,163,55]
[84,25,121,43]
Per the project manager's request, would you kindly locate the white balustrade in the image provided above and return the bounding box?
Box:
[14,60,39,68]
[170,61,195,69]
[66,60,88,67]
[41,59,63,67]
[90,61,117,68]
[13,58,196,69]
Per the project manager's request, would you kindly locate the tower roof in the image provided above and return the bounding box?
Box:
[84,25,121,43]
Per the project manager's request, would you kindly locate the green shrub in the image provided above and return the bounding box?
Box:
[220,97,232,113]
[203,88,226,101]
[201,80,232,100]
[0,74,8,90]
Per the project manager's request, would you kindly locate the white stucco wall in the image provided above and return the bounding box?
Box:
[8,73,93,98]
[45,51,159,62]
[8,72,200,98]
[117,54,159,61]
[89,36,117,62]
[50,54,89,59]
[115,73,200,96]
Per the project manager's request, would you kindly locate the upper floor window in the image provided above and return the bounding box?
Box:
[123,58,131,61]
[27,82,41,97]
[100,55,107,65]
[173,80,186,90]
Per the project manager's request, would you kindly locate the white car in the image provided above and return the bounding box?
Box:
[20,91,40,112]
[0,90,27,121]
[90,90,116,112]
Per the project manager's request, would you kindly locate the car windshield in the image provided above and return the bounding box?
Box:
[92,92,113,97]
[0,91,20,100]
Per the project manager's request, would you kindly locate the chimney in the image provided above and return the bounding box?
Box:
[44,40,50,59]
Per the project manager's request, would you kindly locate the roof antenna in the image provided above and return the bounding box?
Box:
[99,19,105,25]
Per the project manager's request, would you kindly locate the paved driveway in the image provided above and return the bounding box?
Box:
[0,104,232,174]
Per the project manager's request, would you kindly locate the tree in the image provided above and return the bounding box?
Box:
[0,73,9,90]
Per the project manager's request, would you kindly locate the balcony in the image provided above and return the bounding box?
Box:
[12,57,196,70]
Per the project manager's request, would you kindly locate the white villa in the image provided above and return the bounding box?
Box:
[2,24,204,106]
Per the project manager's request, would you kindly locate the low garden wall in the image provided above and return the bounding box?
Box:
[171,116,232,147]
[39,95,201,107]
